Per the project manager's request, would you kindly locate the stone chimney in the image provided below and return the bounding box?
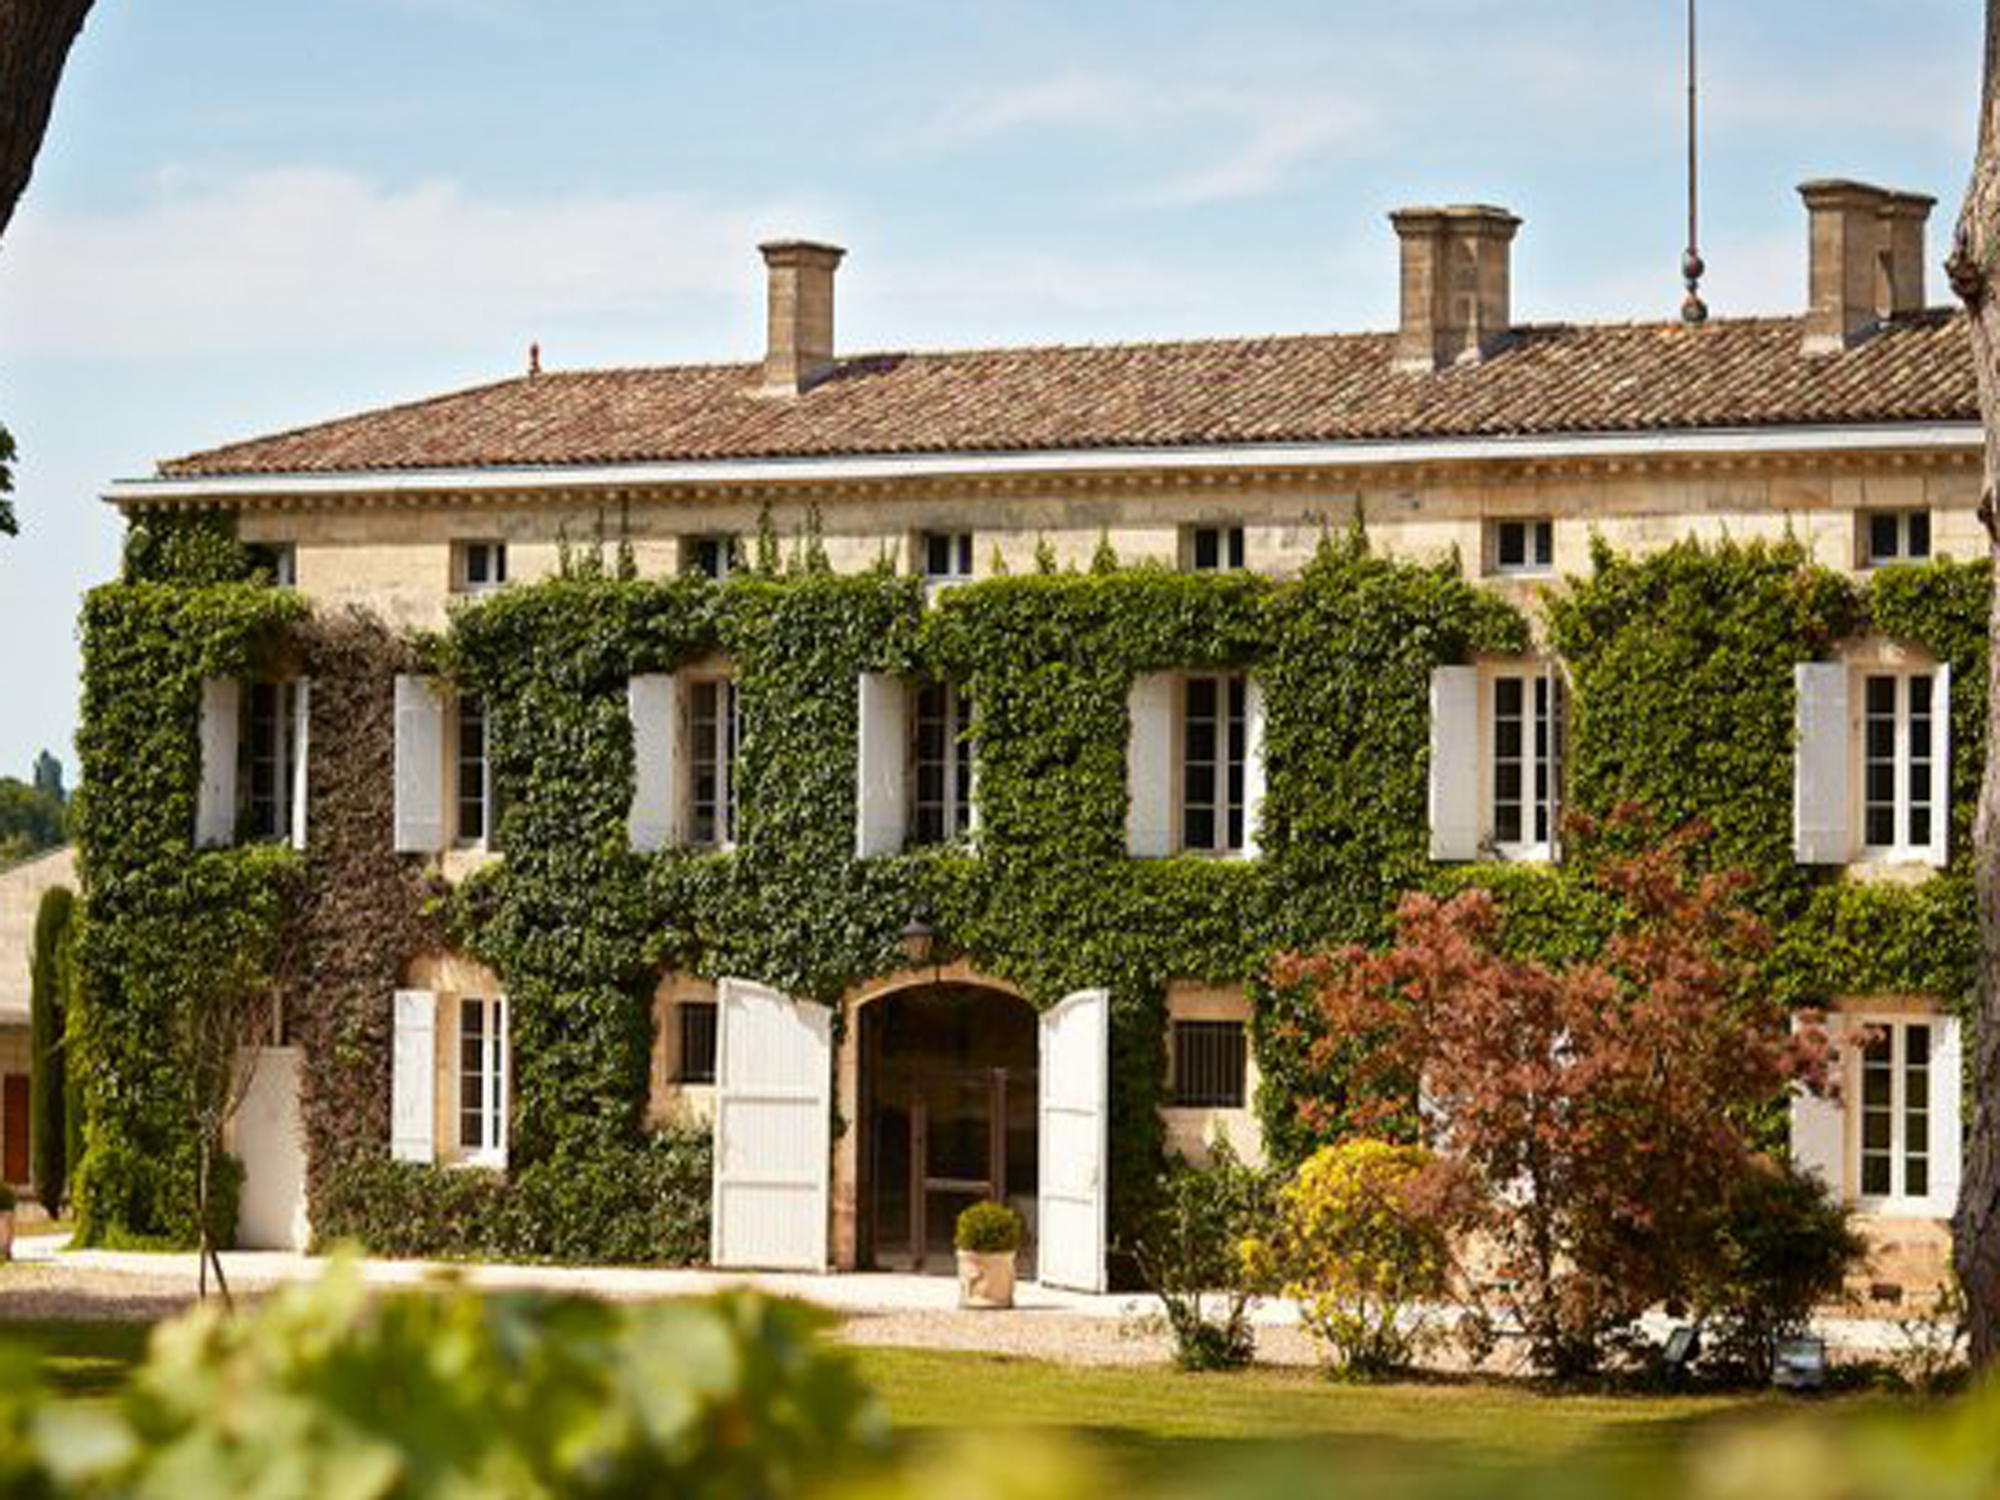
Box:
[1391,205,1521,375]
[1878,191,1935,319]
[758,239,846,395]
[1799,181,1934,355]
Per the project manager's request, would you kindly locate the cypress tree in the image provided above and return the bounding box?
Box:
[28,885,71,1212]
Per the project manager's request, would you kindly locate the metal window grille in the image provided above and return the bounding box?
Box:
[1172,1020,1247,1107]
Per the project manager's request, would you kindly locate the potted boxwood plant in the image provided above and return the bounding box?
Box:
[0,1184,17,1262]
[954,1200,1023,1310]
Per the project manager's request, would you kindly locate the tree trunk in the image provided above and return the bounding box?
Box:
[1951,0,2000,1370]
[0,0,95,242]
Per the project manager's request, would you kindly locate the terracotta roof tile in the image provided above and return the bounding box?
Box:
[158,311,1978,478]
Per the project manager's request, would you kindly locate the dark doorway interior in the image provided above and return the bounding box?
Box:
[861,984,1038,1273]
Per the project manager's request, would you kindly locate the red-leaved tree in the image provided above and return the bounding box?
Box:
[1276,811,1838,1377]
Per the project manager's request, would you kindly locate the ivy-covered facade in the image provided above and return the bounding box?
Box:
[74,190,1988,1295]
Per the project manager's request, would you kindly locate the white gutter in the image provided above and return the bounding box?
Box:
[102,421,1984,506]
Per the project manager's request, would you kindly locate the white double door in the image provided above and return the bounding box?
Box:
[709,978,1109,1292]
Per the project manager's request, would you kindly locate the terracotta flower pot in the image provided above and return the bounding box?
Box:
[956,1248,1017,1309]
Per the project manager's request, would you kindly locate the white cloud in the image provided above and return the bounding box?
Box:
[1144,96,1375,207]
[0,166,835,362]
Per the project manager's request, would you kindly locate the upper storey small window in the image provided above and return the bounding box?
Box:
[1862,510,1931,569]
[920,531,974,584]
[1187,525,1246,572]
[246,543,297,587]
[1490,519,1554,577]
[456,541,508,594]
[687,535,737,581]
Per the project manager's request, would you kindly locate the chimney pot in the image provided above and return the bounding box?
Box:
[1391,204,1521,374]
[758,239,846,395]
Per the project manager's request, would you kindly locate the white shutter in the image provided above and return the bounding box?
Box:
[393,675,447,855]
[1241,677,1268,859]
[855,674,909,858]
[1794,662,1851,865]
[1789,1015,1845,1197]
[711,978,832,1270]
[289,680,311,852]
[1928,663,1952,867]
[195,678,241,848]
[1927,1014,1963,1218]
[1126,674,1175,858]
[627,674,679,852]
[493,995,511,1169]
[390,989,437,1164]
[1428,666,1479,861]
[1038,988,1110,1293]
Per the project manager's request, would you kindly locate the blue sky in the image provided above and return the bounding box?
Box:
[0,0,1982,778]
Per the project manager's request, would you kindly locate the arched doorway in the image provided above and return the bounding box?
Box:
[859,983,1038,1272]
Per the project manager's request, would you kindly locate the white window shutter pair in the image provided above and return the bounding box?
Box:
[855,674,910,858]
[390,988,437,1163]
[1428,667,1479,861]
[394,675,448,854]
[628,674,681,852]
[195,679,241,847]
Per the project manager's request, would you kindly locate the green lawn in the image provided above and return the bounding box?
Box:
[0,1316,1871,1494]
[849,1347,1835,1494]
[0,1319,151,1397]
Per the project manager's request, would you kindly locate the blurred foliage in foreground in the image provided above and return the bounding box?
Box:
[0,1260,1996,1499]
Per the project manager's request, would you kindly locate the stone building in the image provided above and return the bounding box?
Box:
[98,179,1979,1297]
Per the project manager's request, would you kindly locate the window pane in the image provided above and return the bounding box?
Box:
[1193,528,1219,570]
[1908,511,1932,559]
[1869,512,1900,563]
[460,999,486,1150]
[1532,521,1554,567]
[1227,528,1246,569]
[1497,523,1525,568]
[679,1002,718,1084]
[457,696,487,844]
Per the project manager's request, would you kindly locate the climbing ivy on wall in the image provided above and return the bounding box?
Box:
[71,515,304,1246]
[72,513,1989,1262]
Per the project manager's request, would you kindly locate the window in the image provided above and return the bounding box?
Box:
[677,1000,719,1085]
[455,694,491,848]
[1492,518,1555,576]
[911,681,974,844]
[457,994,507,1164]
[687,677,738,848]
[1858,1021,1932,1203]
[246,543,297,587]
[1188,525,1246,572]
[456,541,508,594]
[1861,671,1940,859]
[1863,510,1931,568]
[241,681,301,843]
[920,531,974,583]
[1490,668,1559,856]
[1172,1020,1247,1108]
[1181,674,1247,854]
[687,535,736,581]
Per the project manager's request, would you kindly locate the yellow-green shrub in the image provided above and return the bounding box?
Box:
[1255,1139,1456,1379]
